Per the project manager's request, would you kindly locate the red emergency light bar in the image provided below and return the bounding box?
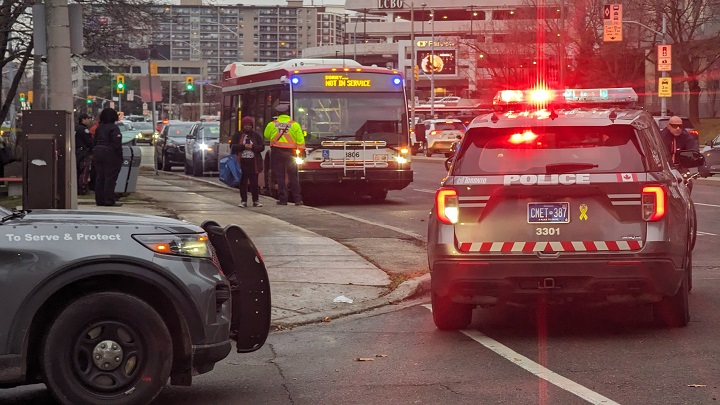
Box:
[493,87,639,111]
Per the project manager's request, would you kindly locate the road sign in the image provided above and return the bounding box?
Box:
[142,102,148,110]
[657,44,672,71]
[195,80,209,85]
[127,89,134,101]
[659,77,672,98]
[603,4,623,42]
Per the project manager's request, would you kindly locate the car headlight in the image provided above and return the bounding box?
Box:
[199,142,213,151]
[135,133,142,138]
[394,156,408,164]
[133,233,211,258]
[294,156,304,164]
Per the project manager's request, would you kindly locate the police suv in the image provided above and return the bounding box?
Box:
[428,87,708,330]
[0,209,271,404]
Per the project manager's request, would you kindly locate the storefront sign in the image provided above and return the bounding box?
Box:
[378,0,404,9]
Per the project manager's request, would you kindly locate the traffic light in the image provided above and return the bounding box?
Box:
[185,76,195,91]
[116,74,125,94]
[28,90,33,103]
[86,95,92,104]
[414,65,419,81]
[19,92,26,102]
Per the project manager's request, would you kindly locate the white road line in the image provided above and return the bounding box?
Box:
[697,231,717,236]
[695,202,720,208]
[422,304,620,405]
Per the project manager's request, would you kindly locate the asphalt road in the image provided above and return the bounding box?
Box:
[3,148,719,404]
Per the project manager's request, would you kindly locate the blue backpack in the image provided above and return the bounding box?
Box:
[219,154,242,188]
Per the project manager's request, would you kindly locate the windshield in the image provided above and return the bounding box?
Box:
[433,122,465,131]
[133,122,153,130]
[199,124,220,139]
[167,124,194,140]
[293,92,408,146]
[454,125,645,175]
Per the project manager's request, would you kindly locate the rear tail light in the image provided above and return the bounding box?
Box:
[642,186,666,221]
[435,188,459,224]
[430,130,438,136]
[688,129,699,136]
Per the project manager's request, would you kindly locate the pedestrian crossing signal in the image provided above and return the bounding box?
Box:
[185,76,195,91]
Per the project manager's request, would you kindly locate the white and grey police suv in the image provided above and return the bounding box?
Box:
[428,88,709,330]
[0,209,270,405]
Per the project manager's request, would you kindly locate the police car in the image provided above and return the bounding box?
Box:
[428,87,708,330]
[0,209,270,404]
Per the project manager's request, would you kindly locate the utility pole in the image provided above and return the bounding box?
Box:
[199,67,204,117]
[45,0,76,208]
[430,8,435,117]
[559,0,565,88]
[410,3,416,127]
[660,14,667,117]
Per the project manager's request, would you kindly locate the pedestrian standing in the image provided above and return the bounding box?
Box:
[263,102,305,205]
[231,116,265,207]
[93,108,124,207]
[74,113,94,195]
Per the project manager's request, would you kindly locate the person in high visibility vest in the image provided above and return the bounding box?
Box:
[264,102,305,205]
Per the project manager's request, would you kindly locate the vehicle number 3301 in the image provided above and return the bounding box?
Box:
[536,227,560,236]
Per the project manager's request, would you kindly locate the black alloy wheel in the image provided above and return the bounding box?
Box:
[42,292,172,405]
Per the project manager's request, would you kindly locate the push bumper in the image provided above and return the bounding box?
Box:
[192,340,232,374]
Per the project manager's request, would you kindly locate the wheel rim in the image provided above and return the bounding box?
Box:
[72,320,145,393]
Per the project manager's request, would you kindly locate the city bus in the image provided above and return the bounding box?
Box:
[219,59,413,202]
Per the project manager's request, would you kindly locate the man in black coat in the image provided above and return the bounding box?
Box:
[659,116,697,163]
[231,116,265,207]
[93,108,123,207]
[75,113,94,194]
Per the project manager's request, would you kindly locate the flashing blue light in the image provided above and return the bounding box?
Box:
[291,76,300,85]
[392,76,402,86]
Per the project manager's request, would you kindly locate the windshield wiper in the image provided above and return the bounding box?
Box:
[545,163,599,173]
[1,208,29,223]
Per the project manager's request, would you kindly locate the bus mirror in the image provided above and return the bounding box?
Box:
[414,123,426,142]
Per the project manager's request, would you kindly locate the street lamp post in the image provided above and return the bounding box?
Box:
[623,15,668,117]
[430,8,435,117]
[410,2,416,127]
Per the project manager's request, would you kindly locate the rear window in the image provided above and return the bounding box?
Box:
[168,124,194,138]
[434,122,465,131]
[454,125,646,175]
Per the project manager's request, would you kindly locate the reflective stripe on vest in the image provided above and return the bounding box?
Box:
[270,120,297,149]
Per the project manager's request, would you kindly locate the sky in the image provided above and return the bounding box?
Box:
[163,0,347,6]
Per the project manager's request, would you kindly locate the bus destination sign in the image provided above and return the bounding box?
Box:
[325,75,371,87]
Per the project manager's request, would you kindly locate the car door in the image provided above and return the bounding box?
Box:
[185,124,198,165]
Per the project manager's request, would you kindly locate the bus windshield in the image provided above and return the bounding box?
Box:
[293,92,407,146]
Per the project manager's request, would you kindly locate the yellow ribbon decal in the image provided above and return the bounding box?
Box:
[579,204,589,220]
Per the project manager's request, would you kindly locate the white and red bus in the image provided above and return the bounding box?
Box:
[219,59,413,202]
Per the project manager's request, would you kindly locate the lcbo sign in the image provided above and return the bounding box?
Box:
[378,0,404,9]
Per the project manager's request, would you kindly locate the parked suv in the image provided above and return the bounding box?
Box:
[0,209,270,404]
[185,121,220,176]
[428,88,707,330]
[155,121,194,171]
[414,119,466,157]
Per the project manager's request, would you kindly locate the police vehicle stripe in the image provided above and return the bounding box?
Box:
[458,240,643,253]
[611,201,641,206]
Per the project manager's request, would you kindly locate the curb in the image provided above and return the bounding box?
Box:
[272,273,431,328]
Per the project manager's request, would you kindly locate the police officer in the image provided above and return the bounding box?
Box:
[75,113,94,195]
[660,116,697,163]
[264,102,305,205]
[93,108,124,207]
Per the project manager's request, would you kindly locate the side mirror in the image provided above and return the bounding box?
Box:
[675,150,705,169]
[444,156,453,171]
[706,140,713,147]
[414,123,426,142]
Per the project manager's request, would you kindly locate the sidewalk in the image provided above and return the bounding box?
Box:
[80,174,430,328]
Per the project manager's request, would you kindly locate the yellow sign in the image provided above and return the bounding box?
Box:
[603,4,622,42]
[659,77,672,98]
[603,24,622,42]
[149,61,158,76]
[324,75,371,87]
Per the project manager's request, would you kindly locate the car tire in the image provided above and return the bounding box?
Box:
[652,258,690,328]
[42,292,172,405]
[162,153,172,171]
[689,204,697,251]
[411,144,419,156]
[431,292,473,330]
[192,156,204,176]
[184,159,191,175]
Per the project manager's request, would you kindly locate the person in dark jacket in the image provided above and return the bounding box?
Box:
[75,113,94,195]
[659,116,698,163]
[93,108,123,207]
[231,116,265,207]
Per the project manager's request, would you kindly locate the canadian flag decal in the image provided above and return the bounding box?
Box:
[617,173,637,182]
